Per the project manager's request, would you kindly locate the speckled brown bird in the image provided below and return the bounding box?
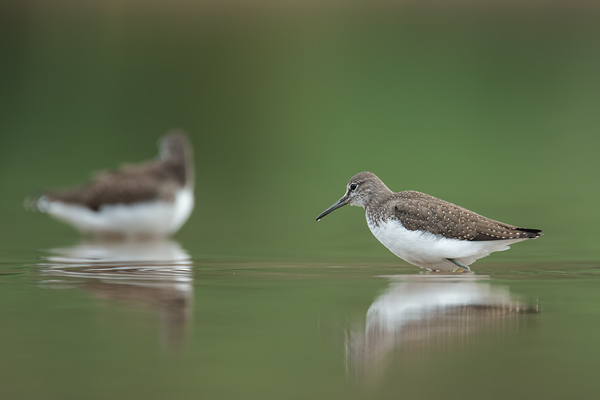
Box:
[31,131,194,238]
[316,171,541,271]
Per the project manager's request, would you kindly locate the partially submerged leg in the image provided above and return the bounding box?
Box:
[447,258,472,272]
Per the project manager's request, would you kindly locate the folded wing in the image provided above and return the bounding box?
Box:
[392,191,542,241]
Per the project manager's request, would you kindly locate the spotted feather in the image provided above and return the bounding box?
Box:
[391,191,541,241]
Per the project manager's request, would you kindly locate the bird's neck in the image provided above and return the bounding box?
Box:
[364,187,393,213]
[164,159,194,188]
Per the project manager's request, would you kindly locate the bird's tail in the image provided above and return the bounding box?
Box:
[24,192,49,212]
[516,227,542,238]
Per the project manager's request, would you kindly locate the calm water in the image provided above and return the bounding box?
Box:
[2,3,600,399]
[2,240,600,399]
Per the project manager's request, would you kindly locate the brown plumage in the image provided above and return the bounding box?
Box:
[317,171,542,271]
[42,131,193,211]
[391,191,542,241]
[30,130,195,238]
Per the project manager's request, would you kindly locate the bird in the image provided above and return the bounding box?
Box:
[29,130,194,238]
[316,171,541,271]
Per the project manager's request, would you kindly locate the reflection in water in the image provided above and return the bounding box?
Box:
[38,240,193,353]
[346,274,537,381]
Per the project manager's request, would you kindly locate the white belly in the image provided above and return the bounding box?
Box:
[367,218,525,271]
[39,188,194,238]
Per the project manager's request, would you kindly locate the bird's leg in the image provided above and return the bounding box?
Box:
[447,258,472,273]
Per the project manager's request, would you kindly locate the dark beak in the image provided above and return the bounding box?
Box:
[316,195,349,221]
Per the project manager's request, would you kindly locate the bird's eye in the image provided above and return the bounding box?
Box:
[349,183,358,191]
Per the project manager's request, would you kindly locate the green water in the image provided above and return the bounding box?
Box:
[2,3,600,399]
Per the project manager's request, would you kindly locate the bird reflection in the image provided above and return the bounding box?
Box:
[38,240,193,353]
[346,274,537,381]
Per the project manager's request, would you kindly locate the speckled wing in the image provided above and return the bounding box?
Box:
[391,191,541,241]
[44,162,179,211]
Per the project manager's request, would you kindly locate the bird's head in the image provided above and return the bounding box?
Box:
[316,171,389,221]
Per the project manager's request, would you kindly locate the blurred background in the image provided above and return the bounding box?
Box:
[1,0,599,263]
[1,1,600,399]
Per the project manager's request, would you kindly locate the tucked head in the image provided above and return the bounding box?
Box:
[159,130,194,186]
[316,171,391,221]
[159,130,193,164]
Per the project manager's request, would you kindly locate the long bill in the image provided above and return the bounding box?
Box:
[316,196,349,221]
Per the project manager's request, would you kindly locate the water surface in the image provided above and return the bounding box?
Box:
[1,239,599,399]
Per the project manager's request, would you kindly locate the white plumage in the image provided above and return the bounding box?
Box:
[38,188,194,238]
[30,131,195,239]
[368,219,526,271]
[317,172,541,271]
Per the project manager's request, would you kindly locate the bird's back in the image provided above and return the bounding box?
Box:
[387,190,541,241]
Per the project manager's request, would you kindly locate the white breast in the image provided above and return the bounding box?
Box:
[38,188,195,238]
[169,188,195,233]
[367,218,525,270]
